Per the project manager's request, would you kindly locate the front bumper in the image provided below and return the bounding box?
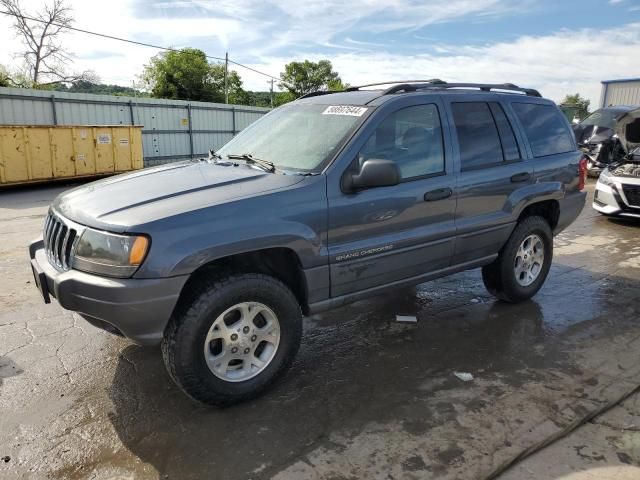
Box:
[593,182,640,219]
[29,239,188,346]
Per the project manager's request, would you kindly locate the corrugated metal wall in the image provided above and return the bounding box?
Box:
[600,80,640,108]
[0,87,269,166]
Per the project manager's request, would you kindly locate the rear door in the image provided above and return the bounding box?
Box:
[326,98,457,297]
[447,98,533,265]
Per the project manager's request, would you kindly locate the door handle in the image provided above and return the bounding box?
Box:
[510,172,531,183]
[424,187,453,202]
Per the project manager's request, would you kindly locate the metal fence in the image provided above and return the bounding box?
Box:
[0,87,270,166]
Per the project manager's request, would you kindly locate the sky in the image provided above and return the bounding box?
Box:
[0,0,639,106]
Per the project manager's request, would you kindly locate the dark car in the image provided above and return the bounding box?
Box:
[29,80,587,405]
[573,105,638,176]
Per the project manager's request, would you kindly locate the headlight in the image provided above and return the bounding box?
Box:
[73,228,150,278]
[597,169,616,188]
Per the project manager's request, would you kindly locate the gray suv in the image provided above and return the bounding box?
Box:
[29,80,587,405]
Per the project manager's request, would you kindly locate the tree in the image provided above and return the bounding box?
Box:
[142,48,213,101]
[209,63,249,105]
[0,65,11,87]
[273,91,295,107]
[53,80,146,97]
[561,93,590,113]
[244,91,272,108]
[141,48,248,103]
[1,0,92,86]
[278,60,342,98]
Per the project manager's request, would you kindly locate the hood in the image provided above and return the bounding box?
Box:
[615,107,640,153]
[572,124,614,146]
[53,160,306,231]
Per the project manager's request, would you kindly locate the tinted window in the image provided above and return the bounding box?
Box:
[513,103,574,157]
[489,102,520,161]
[451,102,503,170]
[359,104,445,180]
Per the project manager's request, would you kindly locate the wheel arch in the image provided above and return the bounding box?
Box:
[173,247,310,317]
[517,199,560,230]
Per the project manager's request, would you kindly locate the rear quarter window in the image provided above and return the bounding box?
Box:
[512,103,575,157]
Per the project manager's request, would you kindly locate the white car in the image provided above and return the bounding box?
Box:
[593,107,640,218]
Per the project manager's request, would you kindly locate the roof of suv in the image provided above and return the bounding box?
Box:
[296,80,546,107]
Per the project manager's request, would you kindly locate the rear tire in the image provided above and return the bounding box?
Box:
[162,273,302,406]
[482,216,553,303]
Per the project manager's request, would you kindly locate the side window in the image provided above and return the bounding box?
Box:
[451,102,504,170]
[359,104,445,180]
[488,102,520,161]
[512,103,574,157]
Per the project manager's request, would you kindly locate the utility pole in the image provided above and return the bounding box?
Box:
[224,52,229,104]
[269,78,274,108]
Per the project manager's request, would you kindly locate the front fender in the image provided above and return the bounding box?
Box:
[169,222,324,276]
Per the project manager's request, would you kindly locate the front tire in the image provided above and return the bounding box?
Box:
[482,216,553,303]
[162,273,302,406]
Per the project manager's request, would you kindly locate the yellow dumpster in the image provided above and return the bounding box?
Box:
[0,125,143,187]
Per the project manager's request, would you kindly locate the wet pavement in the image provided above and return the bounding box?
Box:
[2,182,640,479]
[501,390,640,480]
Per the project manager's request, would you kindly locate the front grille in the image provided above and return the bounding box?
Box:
[622,185,640,208]
[43,213,78,270]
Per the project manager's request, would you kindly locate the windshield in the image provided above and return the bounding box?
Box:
[217,103,368,172]
[580,109,621,129]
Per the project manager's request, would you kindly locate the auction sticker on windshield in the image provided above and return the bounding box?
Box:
[323,105,368,116]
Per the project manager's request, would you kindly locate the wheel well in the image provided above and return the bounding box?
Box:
[178,248,309,314]
[518,200,560,230]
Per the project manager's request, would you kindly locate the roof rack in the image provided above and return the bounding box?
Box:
[298,90,336,99]
[297,80,446,98]
[297,80,541,100]
[344,79,446,91]
[382,81,541,97]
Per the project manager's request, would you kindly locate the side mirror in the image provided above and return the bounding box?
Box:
[344,158,400,191]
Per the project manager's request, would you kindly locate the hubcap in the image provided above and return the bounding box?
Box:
[514,234,545,287]
[203,302,280,382]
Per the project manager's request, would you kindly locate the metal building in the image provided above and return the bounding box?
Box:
[599,78,640,108]
[0,87,269,166]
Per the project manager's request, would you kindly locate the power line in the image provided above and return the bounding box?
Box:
[228,58,278,82]
[0,9,280,81]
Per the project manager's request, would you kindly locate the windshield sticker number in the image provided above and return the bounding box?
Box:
[323,105,368,117]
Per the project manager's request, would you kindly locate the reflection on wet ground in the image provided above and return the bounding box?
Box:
[101,267,637,479]
[2,184,640,479]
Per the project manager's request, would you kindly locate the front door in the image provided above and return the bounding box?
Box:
[327,101,457,298]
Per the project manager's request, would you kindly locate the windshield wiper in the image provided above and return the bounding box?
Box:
[199,149,225,164]
[227,153,275,172]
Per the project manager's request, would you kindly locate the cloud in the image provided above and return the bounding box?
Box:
[242,22,640,106]
[0,0,637,109]
[127,0,529,54]
[0,0,528,84]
